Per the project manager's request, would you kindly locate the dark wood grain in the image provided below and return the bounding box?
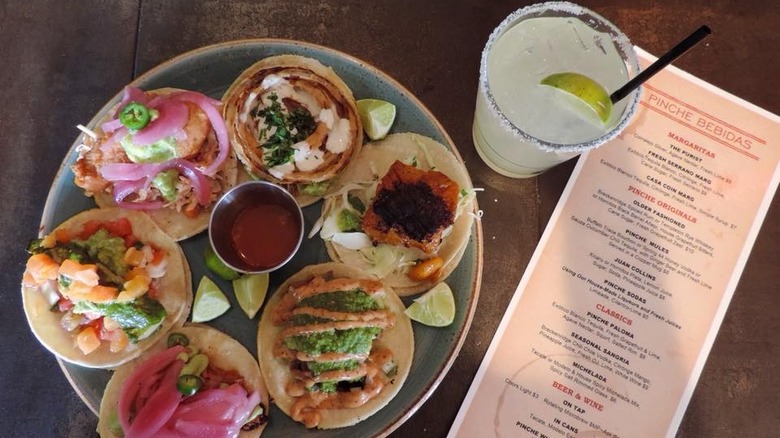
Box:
[1,1,777,437]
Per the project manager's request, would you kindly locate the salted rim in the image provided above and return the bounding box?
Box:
[478,1,642,153]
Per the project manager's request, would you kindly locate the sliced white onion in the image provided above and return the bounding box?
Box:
[331,232,373,250]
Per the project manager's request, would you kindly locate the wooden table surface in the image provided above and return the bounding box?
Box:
[2,1,778,436]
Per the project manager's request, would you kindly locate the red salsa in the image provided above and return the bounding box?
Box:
[229,203,300,270]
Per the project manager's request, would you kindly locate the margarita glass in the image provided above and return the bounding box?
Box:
[473,2,641,177]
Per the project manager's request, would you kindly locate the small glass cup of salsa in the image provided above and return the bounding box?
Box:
[209,181,304,273]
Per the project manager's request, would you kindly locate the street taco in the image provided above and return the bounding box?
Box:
[315,133,477,296]
[257,263,413,429]
[21,208,191,368]
[222,54,363,206]
[72,86,239,241]
[98,324,269,437]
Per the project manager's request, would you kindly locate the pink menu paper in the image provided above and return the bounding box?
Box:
[449,48,780,438]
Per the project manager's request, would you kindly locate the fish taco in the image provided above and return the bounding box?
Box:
[257,263,413,429]
[98,324,269,437]
[222,54,363,206]
[21,208,191,368]
[316,133,477,296]
[72,86,239,241]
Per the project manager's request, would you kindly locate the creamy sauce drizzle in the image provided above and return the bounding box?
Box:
[249,74,353,176]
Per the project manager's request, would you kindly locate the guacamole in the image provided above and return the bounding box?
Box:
[300,181,330,196]
[73,228,129,277]
[121,135,177,163]
[151,169,180,202]
[337,209,362,232]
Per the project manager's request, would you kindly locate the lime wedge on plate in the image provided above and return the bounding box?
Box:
[204,245,240,281]
[192,276,231,323]
[232,273,269,319]
[356,99,396,140]
[540,72,612,124]
[404,282,456,327]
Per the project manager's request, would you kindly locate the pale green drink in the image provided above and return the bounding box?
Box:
[473,2,641,177]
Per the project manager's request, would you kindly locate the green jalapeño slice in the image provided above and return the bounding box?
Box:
[119,102,152,130]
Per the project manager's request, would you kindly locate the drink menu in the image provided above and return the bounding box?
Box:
[449,48,780,438]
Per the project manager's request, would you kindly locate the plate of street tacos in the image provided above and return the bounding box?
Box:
[30,39,482,437]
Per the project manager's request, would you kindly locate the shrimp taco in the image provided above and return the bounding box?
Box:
[21,208,191,368]
[257,263,413,429]
[222,54,363,206]
[316,133,477,296]
[72,86,239,241]
[97,324,269,438]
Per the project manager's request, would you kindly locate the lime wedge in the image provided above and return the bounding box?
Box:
[404,282,456,327]
[204,245,240,281]
[192,276,231,323]
[232,273,269,319]
[540,72,612,123]
[356,99,396,140]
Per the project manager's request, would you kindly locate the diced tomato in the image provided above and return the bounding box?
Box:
[79,218,135,242]
[147,283,159,300]
[79,220,103,239]
[150,245,166,265]
[103,218,133,237]
[57,298,74,312]
[124,234,138,248]
[87,316,104,331]
[77,326,101,355]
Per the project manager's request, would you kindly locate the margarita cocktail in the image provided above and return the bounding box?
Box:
[473,2,641,177]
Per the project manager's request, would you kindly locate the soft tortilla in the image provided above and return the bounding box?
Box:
[97,323,268,438]
[79,87,239,241]
[257,263,414,429]
[322,133,475,295]
[21,208,192,369]
[222,54,363,207]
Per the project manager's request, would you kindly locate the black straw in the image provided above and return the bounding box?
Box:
[610,25,712,104]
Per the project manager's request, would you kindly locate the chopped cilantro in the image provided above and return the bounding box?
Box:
[291,314,333,325]
[284,327,381,356]
[308,359,359,375]
[255,93,316,167]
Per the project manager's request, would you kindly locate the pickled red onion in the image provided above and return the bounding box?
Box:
[102,159,211,209]
[132,100,189,146]
[117,344,261,438]
[118,345,186,433]
[162,385,261,437]
[125,360,184,438]
[170,91,229,176]
[101,118,124,134]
